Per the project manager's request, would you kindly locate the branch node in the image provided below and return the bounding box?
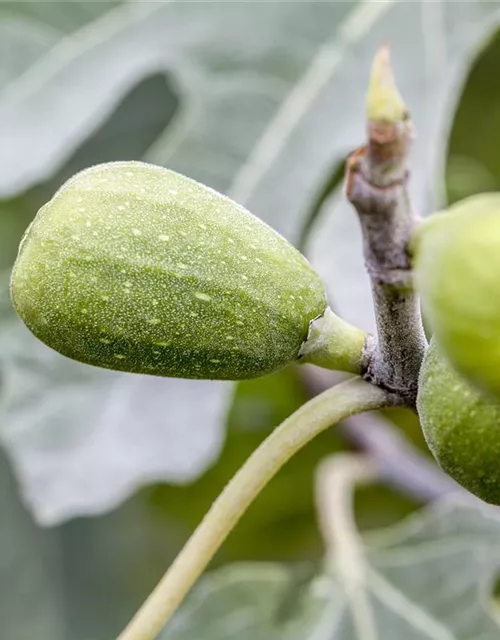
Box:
[346,45,427,406]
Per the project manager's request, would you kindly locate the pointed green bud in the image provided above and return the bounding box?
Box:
[366,44,407,124]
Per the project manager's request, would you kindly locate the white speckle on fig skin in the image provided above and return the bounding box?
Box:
[194,292,211,302]
[10,161,328,380]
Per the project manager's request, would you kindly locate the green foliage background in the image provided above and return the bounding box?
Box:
[2,3,500,638]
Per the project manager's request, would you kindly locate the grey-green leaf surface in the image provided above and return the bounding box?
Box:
[0,1,407,240]
[0,451,64,640]
[3,2,499,245]
[1,0,499,523]
[161,499,500,640]
[307,2,500,332]
[0,362,338,640]
[0,276,232,525]
[0,445,200,640]
[0,1,118,87]
[0,0,381,524]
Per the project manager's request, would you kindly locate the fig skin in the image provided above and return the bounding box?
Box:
[412,192,500,399]
[10,162,328,380]
[417,337,500,505]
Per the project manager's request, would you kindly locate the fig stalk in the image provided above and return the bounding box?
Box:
[117,378,390,640]
[299,306,370,374]
[345,44,427,405]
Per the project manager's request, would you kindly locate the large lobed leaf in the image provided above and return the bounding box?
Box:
[0,367,344,640]
[0,277,231,524]
[306,1,500,331]
[161,499,500,639]
[0,1,499,522]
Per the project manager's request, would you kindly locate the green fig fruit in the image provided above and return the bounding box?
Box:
[412,192,500,399]
[417,337,500,505]
[10,161,328,380]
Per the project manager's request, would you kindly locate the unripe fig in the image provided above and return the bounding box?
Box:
[11,162,328,380]
[417,337,500,505]
[412,193,500,398]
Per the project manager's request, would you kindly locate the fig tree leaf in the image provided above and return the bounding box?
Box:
[306,2,500,332]
[0,1,398,242]
[3,1,499,326]
[0,278,232,525]
[307,191,375,333]
[160,499,500,639]
[0,450,63,640]
[0,6,233,525]
[0,443,200,640]
[1,0,499,522]
[0,0,388,524]
[0,0,119,87]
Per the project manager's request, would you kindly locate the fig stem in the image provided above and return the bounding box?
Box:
[315,454,379,639]
[116,377,390,640]
[298,306,369,374]
[303,367,464,502]
[346,45,427,405]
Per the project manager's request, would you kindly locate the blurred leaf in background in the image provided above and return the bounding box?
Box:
[306,1,500,332]
[447,28,500,205]
[162,499,500,640]
[1,0,500,526]
[2,2,500,639]
[0,271,233,524]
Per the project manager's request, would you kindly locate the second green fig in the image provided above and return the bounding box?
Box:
[413,193,500,399]
[418,338,500,505]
